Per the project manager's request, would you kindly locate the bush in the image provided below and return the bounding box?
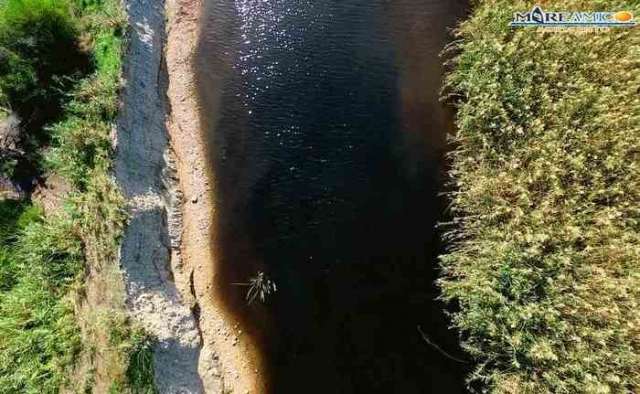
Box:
[439,1,640,393]
[0,0,85,106]
[0,0,90,179]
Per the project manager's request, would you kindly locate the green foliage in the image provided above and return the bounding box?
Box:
[440,1,640,393]
[46,51,122,187]
[0,0,90,179]
[0,0,82,96]
[0,1,87,389]
[47,0,123,187]
[0,0,87,118]
[123,331,158,394]
[0,0,156,391]
[0,200,83,394]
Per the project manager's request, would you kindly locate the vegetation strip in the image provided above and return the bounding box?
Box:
[440,1,639,393]
[0,0,155,392]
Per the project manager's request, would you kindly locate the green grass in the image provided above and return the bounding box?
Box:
[0,0,79,104]
[0,0,157,392]
[0,0,91,178]
[439,1,639,393]
[0,201,83,393]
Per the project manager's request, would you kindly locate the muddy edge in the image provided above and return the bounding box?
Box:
[165,0,266,393]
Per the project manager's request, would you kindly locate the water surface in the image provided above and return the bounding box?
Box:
[196,1,469,392]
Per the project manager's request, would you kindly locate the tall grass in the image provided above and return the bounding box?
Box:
[0,202,83,393]
[440,1,639,393]
[0,0,157,392]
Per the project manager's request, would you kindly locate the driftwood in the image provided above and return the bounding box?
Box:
[0,175,22,199]
[0,109,20,151]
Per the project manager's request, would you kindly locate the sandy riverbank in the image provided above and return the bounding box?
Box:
[116,0,264,391]
[165,0,266,392]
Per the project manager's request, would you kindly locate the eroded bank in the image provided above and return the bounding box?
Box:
[116,0,264,392]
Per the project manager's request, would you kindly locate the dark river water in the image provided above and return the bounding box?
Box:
[195,1,469,392]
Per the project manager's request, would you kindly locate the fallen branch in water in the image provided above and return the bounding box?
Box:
[232,271,277,304]
[417,325,469,364]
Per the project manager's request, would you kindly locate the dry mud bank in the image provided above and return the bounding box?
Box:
[115,0,263,392]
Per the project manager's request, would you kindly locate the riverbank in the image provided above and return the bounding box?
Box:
[0,0,155,392]
[165,0,266,391]
[113,0,266,391]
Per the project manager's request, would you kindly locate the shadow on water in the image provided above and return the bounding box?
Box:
[195,1,470,392]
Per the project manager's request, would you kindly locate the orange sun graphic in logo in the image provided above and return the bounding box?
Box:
[613,11,633,22]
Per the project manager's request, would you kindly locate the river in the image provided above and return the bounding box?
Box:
[195,1,469,392]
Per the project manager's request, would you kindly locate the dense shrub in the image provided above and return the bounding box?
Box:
[0,0,90,179]
[0,0,86,110]
[439,1,639,393]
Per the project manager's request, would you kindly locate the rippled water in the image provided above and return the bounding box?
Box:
[196,1,469,392]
